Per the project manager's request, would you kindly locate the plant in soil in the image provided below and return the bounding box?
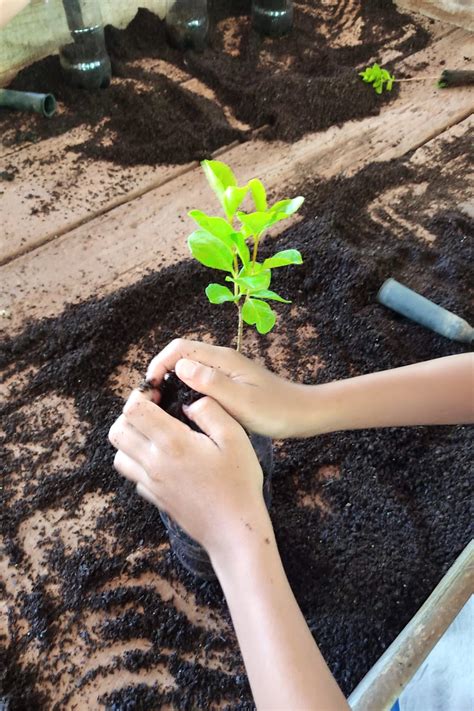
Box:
[359,62,474,93]
[157,160,304,579]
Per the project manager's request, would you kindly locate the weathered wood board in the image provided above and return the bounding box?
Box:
[396,0,474,31]
[1,113,471,709]
[1,22,462,265]
[1,29,473,335]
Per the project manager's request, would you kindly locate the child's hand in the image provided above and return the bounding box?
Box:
[146,339,308,438]
[108,389,265,556]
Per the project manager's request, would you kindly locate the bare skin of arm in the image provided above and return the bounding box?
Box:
[211,507,349,711]
[109,391,349,711]
[146,341,473,438]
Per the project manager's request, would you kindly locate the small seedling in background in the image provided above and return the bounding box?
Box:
[359,63,395,94]
[360,62,474,94]
[188,160,304,352]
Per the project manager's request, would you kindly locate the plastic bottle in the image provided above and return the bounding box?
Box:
[166,0,209,52]
[252,0,293,37]
[59,0,111,89]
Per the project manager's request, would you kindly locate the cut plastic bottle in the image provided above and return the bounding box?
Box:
[252,0,293,37]
[166,0,209,52]
[59,0,111,90]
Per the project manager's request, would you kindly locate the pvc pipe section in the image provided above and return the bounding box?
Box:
[377,278,474,343]
[0,88,56,117]
[348,540,474,711]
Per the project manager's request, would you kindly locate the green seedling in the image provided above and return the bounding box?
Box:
[188,159,304,352]
[359,63,395,94]
[359,62,472,94]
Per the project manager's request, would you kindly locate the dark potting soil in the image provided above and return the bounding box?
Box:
[0,2,429,166]
[158,372,202,432]
[1,138,473,708]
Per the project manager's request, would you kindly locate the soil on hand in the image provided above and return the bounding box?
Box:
[1,132,472,708]
[0,1,429,166]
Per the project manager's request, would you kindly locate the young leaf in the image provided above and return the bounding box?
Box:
[230,231,250,267]
[263,249,303,269]
[359,63,395,94]
[237,211,279,236]
[252,289,291,303]
[270,196,305,216]
[235,269,271,292]
[201,160,237,208]
[248,178,267,212]
[223,185,249,221]
[189,210,236,250]
[242,298,276,334]
[206,284,236,304]
[188,230,235,272]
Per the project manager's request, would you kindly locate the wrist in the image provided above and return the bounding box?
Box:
[208,499,276,579]
[285,381,345,437]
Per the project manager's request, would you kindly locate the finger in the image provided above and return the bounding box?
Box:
[122,389,187,444]
[175,357,239,407]
[146,339,234,385]
[185,396,244,446]
[114,450,148,486]
[109,414,152,471]
[136,482,161,508]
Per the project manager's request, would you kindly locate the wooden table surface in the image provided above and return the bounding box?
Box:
[0,12,473,709]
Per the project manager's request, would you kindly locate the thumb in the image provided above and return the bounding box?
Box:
[175,358,235,406]
[184,396,244,445]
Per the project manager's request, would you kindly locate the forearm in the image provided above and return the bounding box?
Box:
[294,353,474,437]
[211,505,348,711]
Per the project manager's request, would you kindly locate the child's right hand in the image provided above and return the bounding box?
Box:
[146,339,310,439]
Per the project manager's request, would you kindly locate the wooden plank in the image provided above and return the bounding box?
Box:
[0,74,472,335]
[0,74,249,265]
[0,25,462,264]
[396,0,474,31]
[349,541,474,711]
[1,82,471,710]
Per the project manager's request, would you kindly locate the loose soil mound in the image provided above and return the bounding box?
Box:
[1,1,429,165]
[1,134,472,708]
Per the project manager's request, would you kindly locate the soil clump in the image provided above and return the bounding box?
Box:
[1,134,472,707]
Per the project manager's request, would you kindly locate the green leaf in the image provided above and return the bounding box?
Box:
[205,284,236,304]
[188,230,235,272]
[223,185,249,221]
[359,63,395,94]
[188,210,236,250]
[230,231,250,267]
[242,299,276,334]
[235,269,271,292]
[201,160,237,208]
[237,211,279,236]
[263,249,303,269]
[270,196,305,216]
[252,289,291,303]
[248,178,267,212]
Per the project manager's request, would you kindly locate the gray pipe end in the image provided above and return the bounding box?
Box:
[42,94,57,118]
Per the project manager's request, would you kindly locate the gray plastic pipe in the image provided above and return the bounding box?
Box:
[0,89,57,118]
[378,278,473,343]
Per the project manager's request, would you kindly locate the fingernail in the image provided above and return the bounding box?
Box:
[177,359,197,380]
